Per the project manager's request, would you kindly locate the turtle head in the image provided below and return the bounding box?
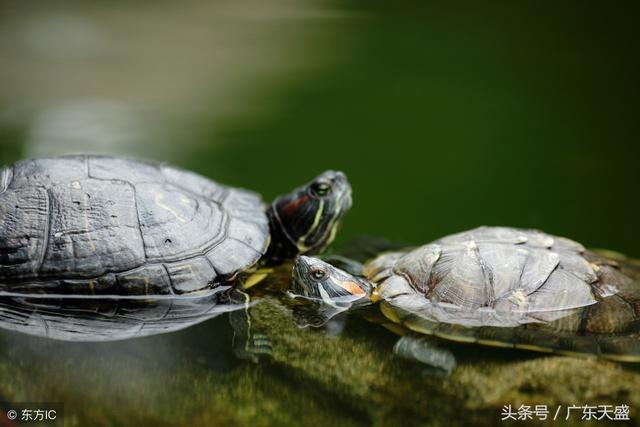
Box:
[291,256,371,305]
[266,171,352,263]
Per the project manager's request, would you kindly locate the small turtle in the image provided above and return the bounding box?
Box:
[292,227,640,372]
[0,155,351,344]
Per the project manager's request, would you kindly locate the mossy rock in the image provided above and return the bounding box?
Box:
[0,289,638,427]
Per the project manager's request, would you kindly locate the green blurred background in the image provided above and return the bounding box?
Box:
[1,3,640,426]
[1,0,639,255]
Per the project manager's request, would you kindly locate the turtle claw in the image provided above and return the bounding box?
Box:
[393,335,457,375]
[228,288,273,363]
[233,329,274,363]
[251,333,274,354]
[419,365,453,379]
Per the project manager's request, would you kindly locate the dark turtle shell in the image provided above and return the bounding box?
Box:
[370,227,640,361]
[0,155,269,297]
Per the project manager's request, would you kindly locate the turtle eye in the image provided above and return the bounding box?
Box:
[310,268,326,281]
[311,181,331,197]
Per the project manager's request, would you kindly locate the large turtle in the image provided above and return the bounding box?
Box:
[292,226,640,372]
[0,155,352,343]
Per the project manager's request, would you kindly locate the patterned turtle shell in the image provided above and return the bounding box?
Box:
[366,227,640,361]
[0,155,269,297]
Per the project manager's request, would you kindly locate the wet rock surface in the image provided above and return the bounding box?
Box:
[1,286,638,426]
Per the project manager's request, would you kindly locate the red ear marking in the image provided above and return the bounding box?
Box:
[340,281,366,296]
[281,195,309,217]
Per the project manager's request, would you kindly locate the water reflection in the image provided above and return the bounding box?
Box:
[0,286,239,341]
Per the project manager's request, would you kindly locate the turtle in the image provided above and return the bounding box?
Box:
[0,155,352,345]
[291,226,640,372]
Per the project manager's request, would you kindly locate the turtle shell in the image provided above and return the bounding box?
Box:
[0,156,270,297]
[368,226,640,361]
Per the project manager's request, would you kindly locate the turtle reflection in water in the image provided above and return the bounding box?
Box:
[0,156,351,355]
[292,227,640,372]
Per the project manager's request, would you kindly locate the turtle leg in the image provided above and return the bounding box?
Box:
[241,268,273,289]
[228,288,273,363]
[393,334,457,375]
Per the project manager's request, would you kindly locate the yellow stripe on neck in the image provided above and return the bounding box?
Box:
[296,199,324,252]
